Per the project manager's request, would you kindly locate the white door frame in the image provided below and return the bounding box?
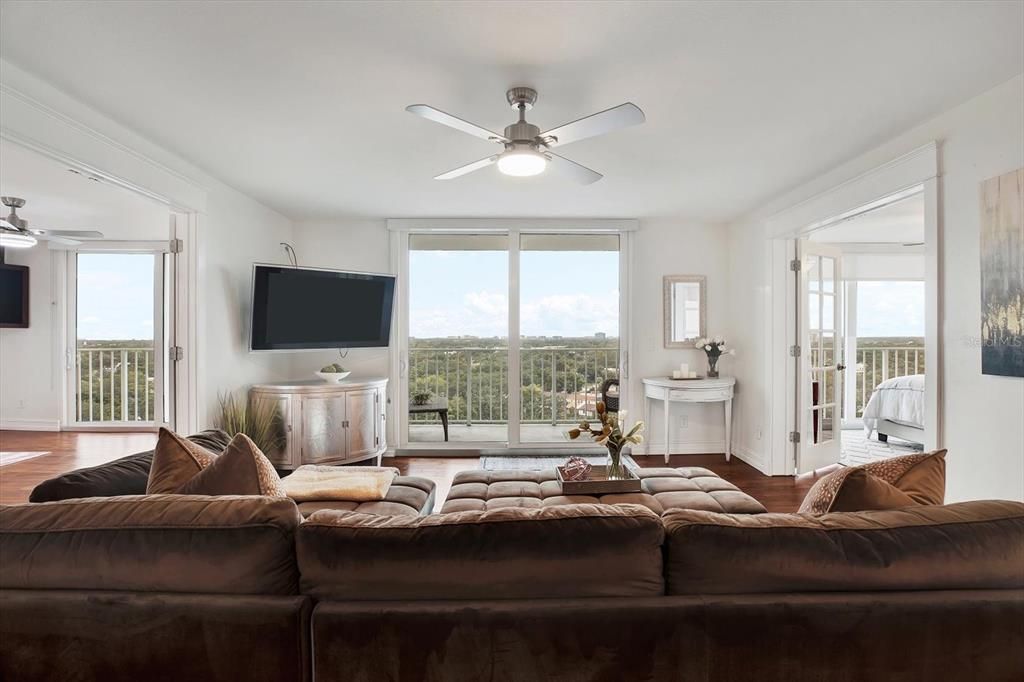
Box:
[387,219,637,453]
[763,143,941,475]
[62,241,174,430]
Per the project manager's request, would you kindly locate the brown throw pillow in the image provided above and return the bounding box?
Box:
[828,469,918,512]
[862,449,946,505]
[178,433,286,497]
[146,428,219,494]
[799,449,948,514]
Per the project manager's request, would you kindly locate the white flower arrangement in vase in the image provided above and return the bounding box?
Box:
[695,336,736,378]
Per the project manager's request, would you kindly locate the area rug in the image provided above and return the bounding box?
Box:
[0,451,50,467]
[840,430,921,467]
[480,453,639,471]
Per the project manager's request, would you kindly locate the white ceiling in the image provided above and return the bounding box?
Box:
[810,193,924,244]
[1,1,1021,222]
[0,140,168,240]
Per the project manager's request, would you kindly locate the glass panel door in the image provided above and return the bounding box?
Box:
[407,234,509,444]
[68,250,171,427]
[797,242,843,473]
[518,234,620,444]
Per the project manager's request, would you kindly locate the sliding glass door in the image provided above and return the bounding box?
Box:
[518,234,620,443]
[407,234,509,444]
[402,229,626,449]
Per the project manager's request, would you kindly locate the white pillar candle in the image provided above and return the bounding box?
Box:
[679,363,689,375]
[672,369,683,379]
[689,371,697,379]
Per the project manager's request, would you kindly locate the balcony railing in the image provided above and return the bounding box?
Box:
[76,347,156,422]
[855,345,924,416]
[409,346,619,427]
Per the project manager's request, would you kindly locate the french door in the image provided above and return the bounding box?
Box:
[400,229,628,449]
[65,244,175,428]
[797,241,844,473]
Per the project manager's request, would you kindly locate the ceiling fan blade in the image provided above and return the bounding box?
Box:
[435,155,498,180]
[33,229,105,239]
[406,104,508,143]
[35,233,82,246]
[541,103,645,148]
[546,153,603,185]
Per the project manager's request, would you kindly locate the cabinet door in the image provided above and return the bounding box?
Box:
[300,394,347,463]
[251,393,294,468]
[346,388,378,460]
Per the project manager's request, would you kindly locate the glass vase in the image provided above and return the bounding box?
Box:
[707,354,720,378]
[606,443,627,480]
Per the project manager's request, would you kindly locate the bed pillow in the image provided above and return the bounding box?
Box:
[146,428,219,494]
[178,433,286,497]
[862,449,946,505]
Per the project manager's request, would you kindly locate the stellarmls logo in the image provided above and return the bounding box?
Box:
[963,333,1024,348]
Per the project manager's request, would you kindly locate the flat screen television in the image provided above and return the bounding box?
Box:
[250,264,395,351]
[0,263,29,328]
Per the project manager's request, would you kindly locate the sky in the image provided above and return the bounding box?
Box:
[856,281,925,337]
[409,249,618,338]
[77,253,155,340]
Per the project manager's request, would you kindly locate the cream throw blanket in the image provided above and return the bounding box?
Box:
[281,465,399,502]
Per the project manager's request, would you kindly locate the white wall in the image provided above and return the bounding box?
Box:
[630,219,733,454]
[199,189,295,426]
[0,248,62,429]
[728,74,1024,501]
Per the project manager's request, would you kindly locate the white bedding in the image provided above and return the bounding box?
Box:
[862,374,925,434]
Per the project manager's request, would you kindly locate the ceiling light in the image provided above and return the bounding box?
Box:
[0,232,37,249]
[497,147,547,177]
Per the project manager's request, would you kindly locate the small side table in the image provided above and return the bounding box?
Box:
[641,377,736,463]
[409,398,449,441]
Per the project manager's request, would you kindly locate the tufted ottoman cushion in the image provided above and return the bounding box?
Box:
[440,467,765,515]
[296,476,436,517]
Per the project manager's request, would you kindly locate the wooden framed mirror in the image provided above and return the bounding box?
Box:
[663,275,706,348]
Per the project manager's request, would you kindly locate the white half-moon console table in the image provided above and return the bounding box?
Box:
[642,376,736,463]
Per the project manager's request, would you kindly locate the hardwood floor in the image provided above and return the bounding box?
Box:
[1,430,824,511]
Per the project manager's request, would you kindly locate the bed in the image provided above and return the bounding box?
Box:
[862,374,924,445]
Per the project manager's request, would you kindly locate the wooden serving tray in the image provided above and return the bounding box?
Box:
[556,465,642,494]
[665,376,705,380]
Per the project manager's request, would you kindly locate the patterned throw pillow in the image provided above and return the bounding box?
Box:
[177,433,287,498]
[798,449,947,515]
[146,428,219,494]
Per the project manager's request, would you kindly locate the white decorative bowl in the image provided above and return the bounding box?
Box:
[315,371,351,383]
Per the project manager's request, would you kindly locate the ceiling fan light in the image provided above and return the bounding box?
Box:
[497,149,547,177]
[0,232,37,249]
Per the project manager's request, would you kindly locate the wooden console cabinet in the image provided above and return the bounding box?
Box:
[249,378,387,469]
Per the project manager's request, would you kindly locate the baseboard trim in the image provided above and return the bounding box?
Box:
[731,443,771,475]
[0,419,61,432]
[637,440,728,456]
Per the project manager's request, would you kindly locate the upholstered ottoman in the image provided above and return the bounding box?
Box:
[440,467,765,515]
[295,476,436,517]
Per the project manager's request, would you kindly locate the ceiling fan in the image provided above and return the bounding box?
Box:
[0,197,105,250]
[406,87,645,185]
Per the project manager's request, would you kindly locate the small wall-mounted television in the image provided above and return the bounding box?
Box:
[249,264,396,351]
[0,263,29,328]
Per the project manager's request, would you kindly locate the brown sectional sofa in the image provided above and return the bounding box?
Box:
[2,494,1023,681]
